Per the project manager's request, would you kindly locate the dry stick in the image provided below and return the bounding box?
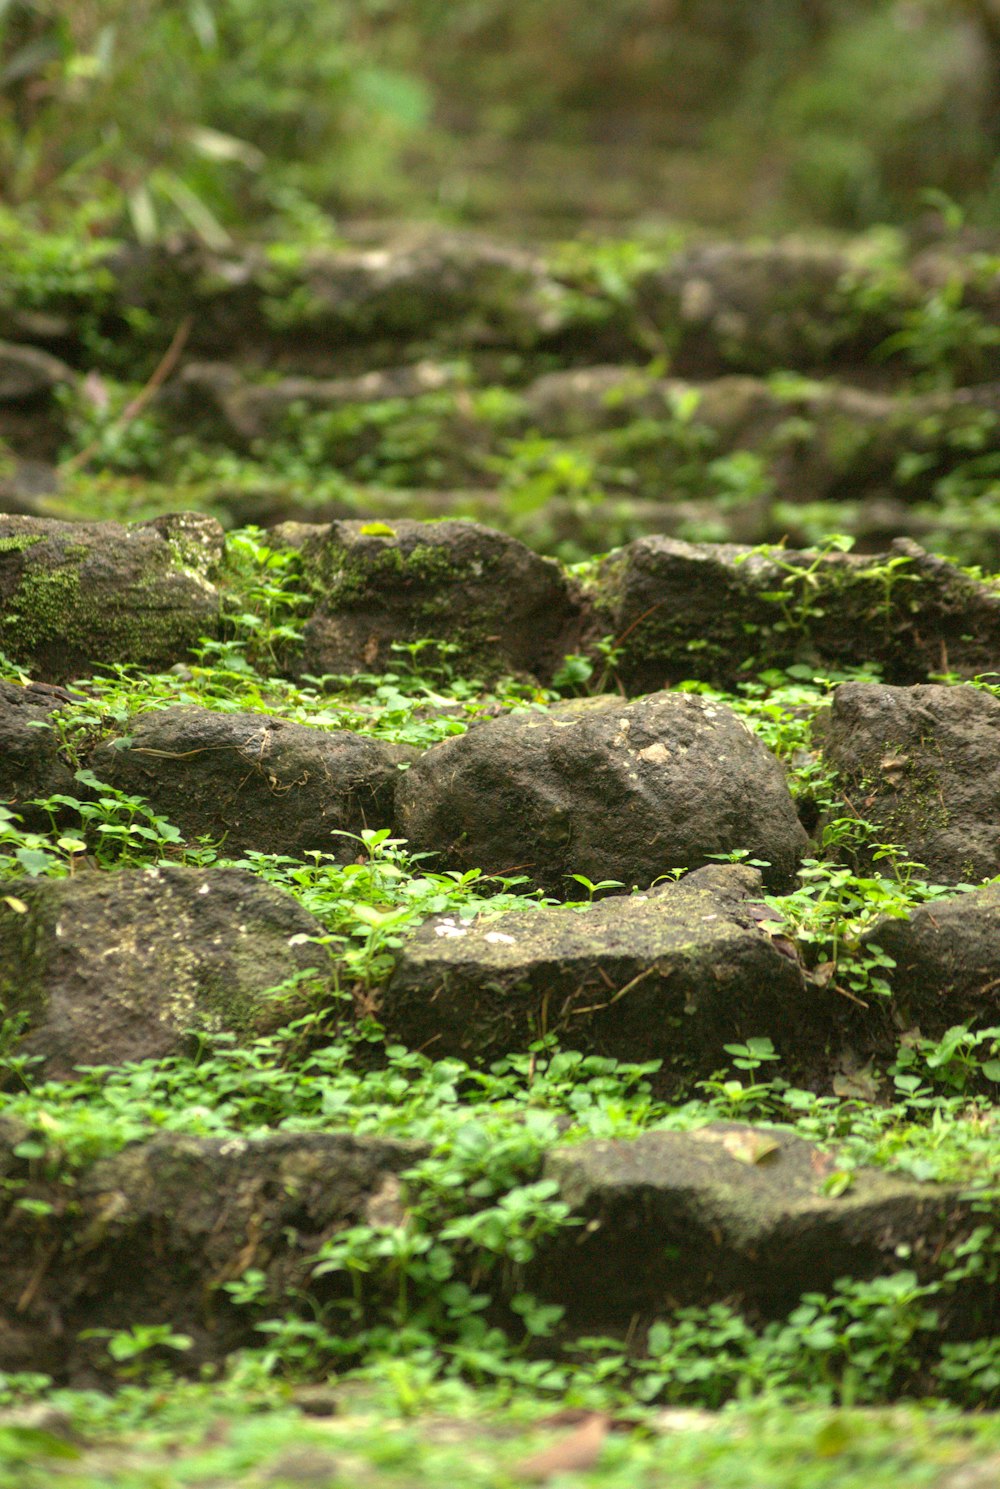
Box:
[60,314,194,477]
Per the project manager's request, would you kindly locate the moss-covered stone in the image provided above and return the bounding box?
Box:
[593,535,1000,692]
[394,692,807,895]
[530,1124,990,1324]
[298,517,583,684]
[383,865,823,1081]
[90,705,413,859]
[0,514,225,682]
[0,865,335,1077]
[0,1129,424,1380]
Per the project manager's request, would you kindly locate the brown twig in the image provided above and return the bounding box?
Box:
[60,314,193,476]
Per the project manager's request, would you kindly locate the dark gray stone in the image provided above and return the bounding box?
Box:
[594,535,1000,693]
[863,882,1000,1034]
[394,692,807,894]
[299,518,582,684]
[90,705,409,859]
[0,865,333,1076]
[530,1123,991,1323]
[383,865,814,1076]
[825,681,1000,885]
[0,679,78,820]
[0,1129,424,1380]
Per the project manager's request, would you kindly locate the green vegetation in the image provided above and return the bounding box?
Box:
[0,527,998,1479]
[1,5,999,1473]
[2,2,999,232]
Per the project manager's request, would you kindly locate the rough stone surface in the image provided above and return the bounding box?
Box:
[299,518,582,684]
[530,1123,992,1323]
[90,705,409,859]
[864,883,1000,1034]
[0,1129,424,1380]
[107,236,586,365]
[0,513,225,683]
[594,535,1000,693]
[0,679,78,821]
[383,865,815,1076]
[633,242,866,376]
[0,865,332,1077]
[825,682,1000,885]
[394,693,807,894]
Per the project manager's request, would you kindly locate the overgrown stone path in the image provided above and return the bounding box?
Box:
[0,228,998,1471]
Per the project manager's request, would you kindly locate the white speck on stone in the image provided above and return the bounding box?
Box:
[638,742,671,765]
[288,933,313,946]
[198,882,211,895]
[435,922,467,939]
[484,932,516,945]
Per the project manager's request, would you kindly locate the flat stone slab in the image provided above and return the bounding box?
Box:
[394,692,807,895]
[90,705,409,859]
[0,1128,423,1381]
[383,866,814,1076]
[0,865,332,1077]
[825,681,1000,884]
[530,1123,993,1323]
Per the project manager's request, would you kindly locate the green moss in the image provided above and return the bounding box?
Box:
[0,535,44,554]
[1,567,82,649]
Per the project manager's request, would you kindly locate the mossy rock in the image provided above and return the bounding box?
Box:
[864,881,1000,1037]
[298,518,583,684]
[0,1129,424,1381]
[383,865,819,1080]
[0,865,334,1077]
[0,513,225,683]
[0,678,78,822]
[593,535,1000,692]
[530,1123,992,1325]
[394,692,806,896]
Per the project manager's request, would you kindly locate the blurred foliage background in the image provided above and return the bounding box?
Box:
[1,0,999,240]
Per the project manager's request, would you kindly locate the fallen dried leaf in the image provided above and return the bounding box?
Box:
[514,1413,609,1481]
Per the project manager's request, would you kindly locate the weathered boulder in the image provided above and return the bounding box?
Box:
[628,240,996,385]
[633,242,870,377]
[383,865,811,1076]
[0,1129,423,1380]
[825,682,1000,885]
[594,535,1000,693]
[530,1123,991,1323]
[277,235,583,350]
[299,518,582,684]
[106,235,587,366]
[863,883,1000,1035]
[90,706,409,859]
[0,865,332,1077]
[394,693,806,894]
[0,679,78,821]
[0,513,224,683]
